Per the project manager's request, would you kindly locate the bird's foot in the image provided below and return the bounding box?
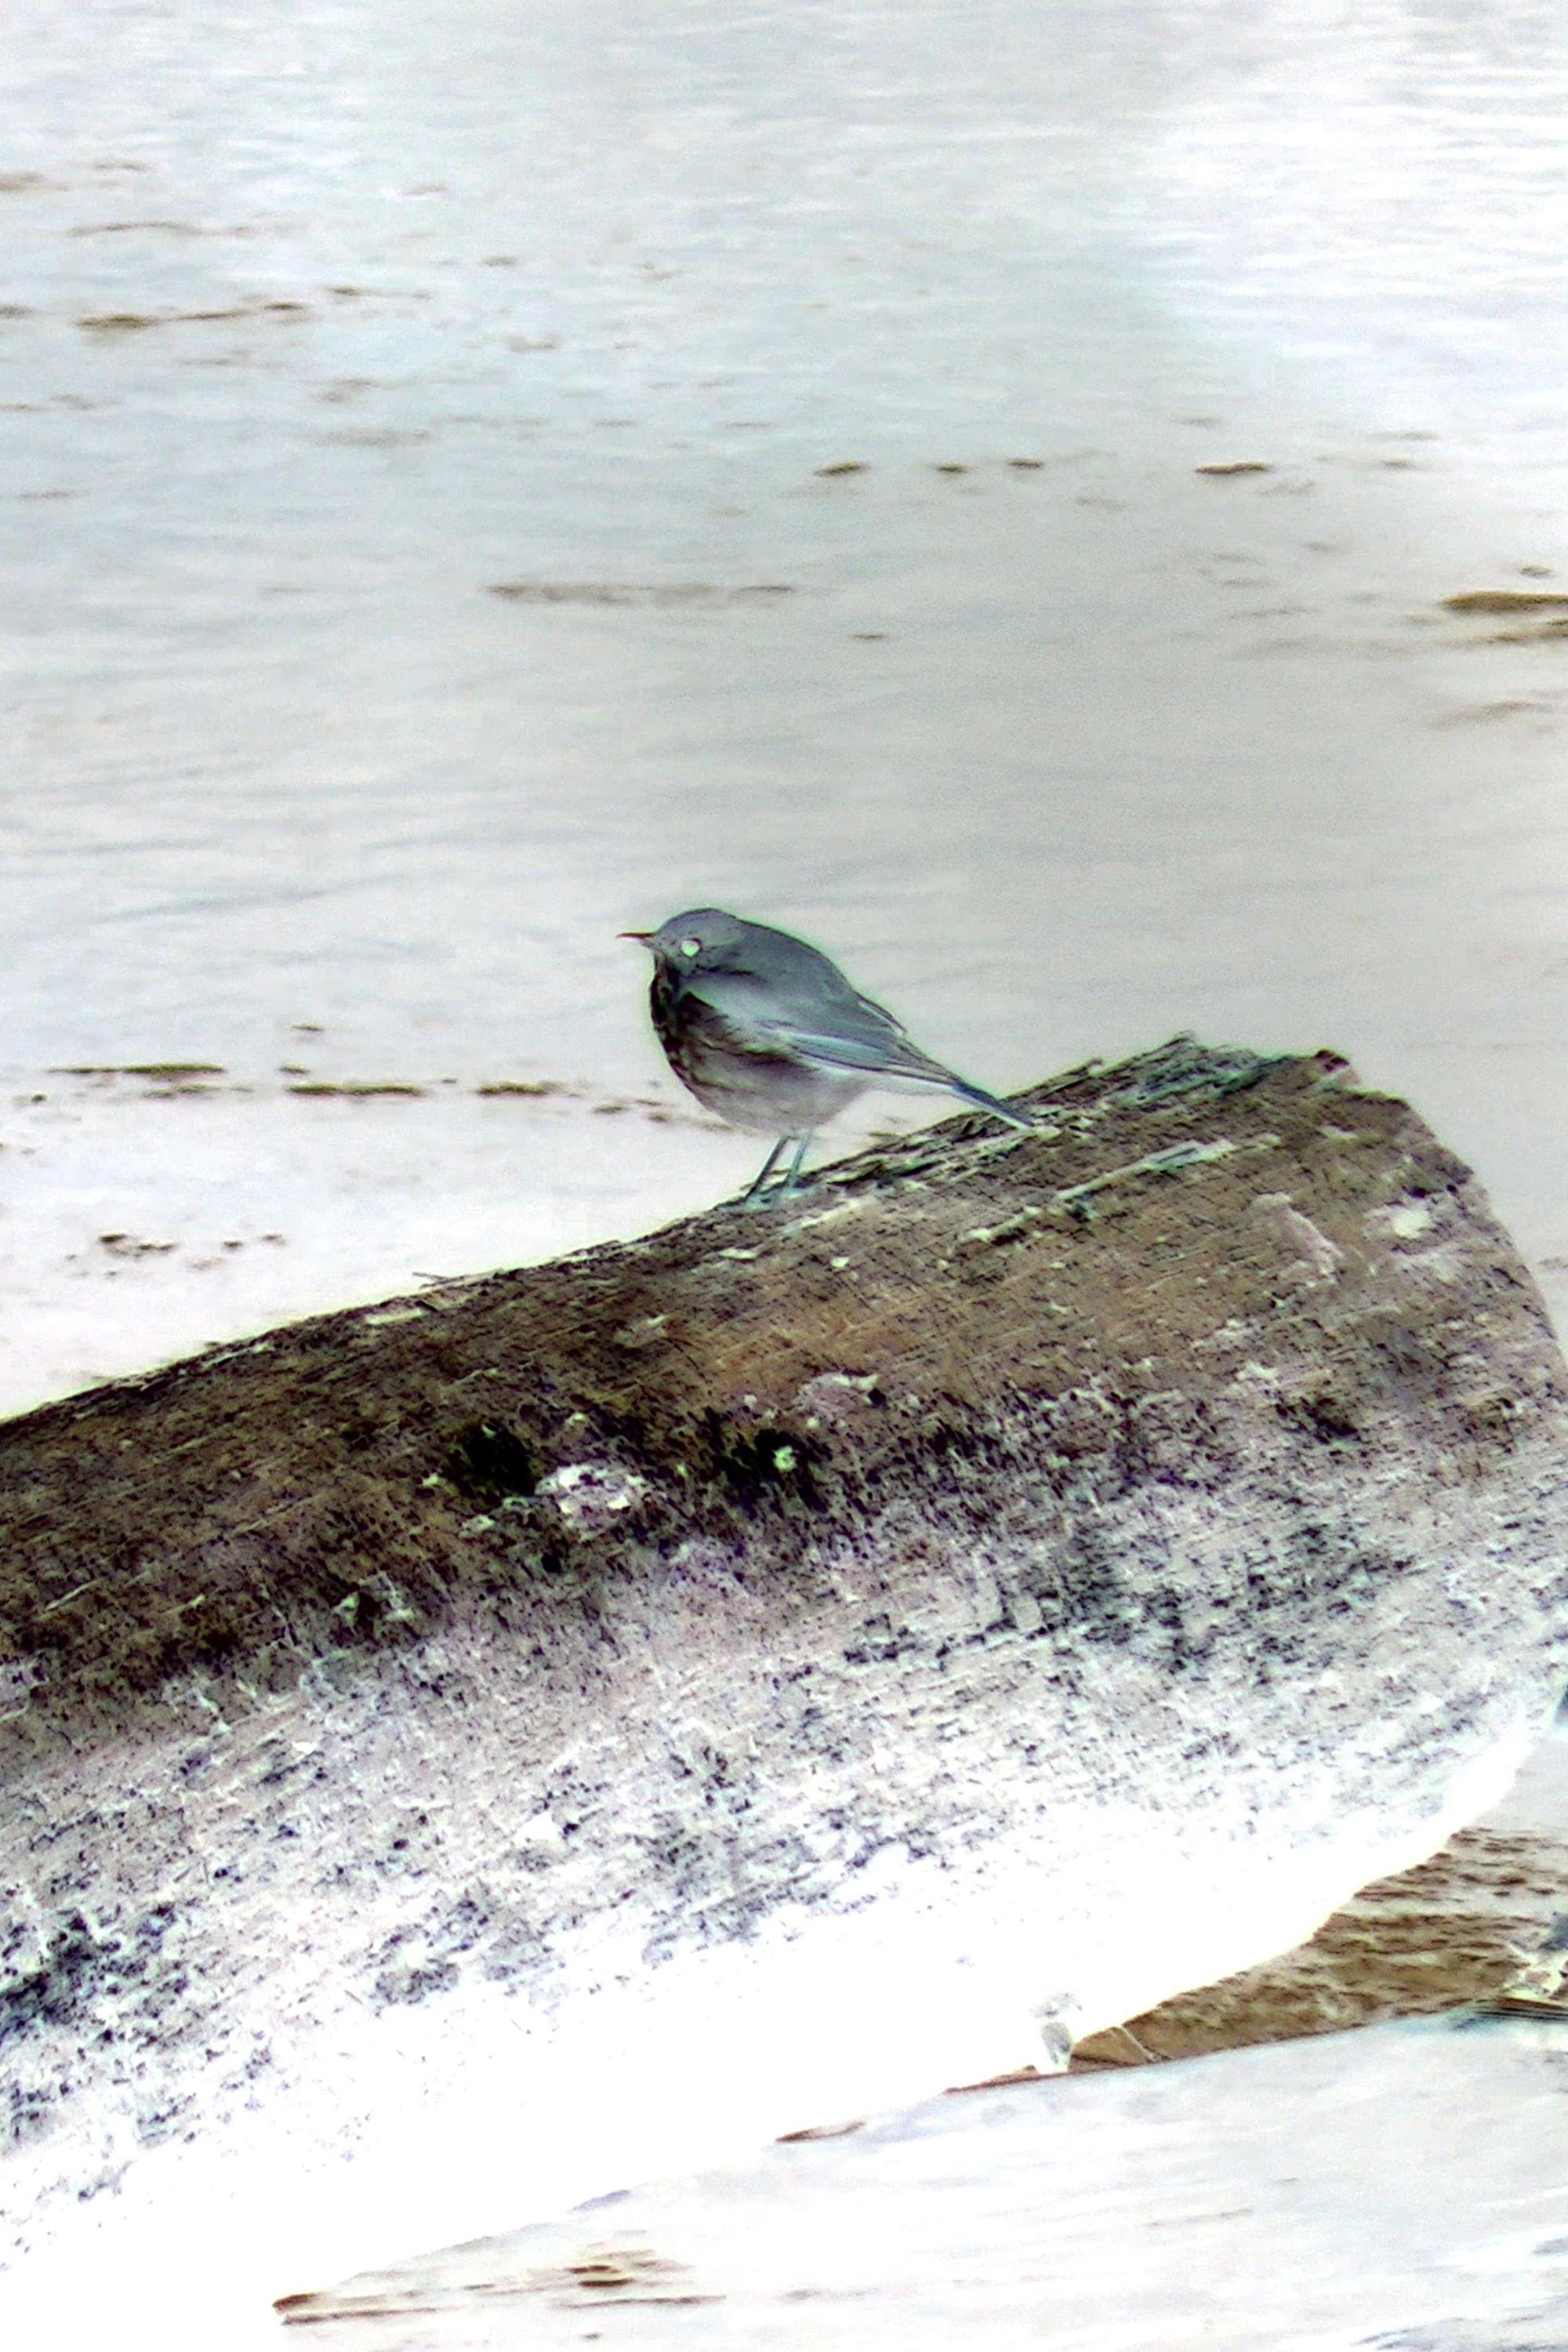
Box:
[736,1177,811,1212]
[736,1131,815,1209]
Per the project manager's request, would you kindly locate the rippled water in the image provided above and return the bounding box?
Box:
[5,13,1568,2338]
[5,0,1568,1406]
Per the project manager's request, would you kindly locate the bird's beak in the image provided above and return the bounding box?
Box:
[619,930,655,948]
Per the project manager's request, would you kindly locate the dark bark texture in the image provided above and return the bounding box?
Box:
[5,1035,1563,1764]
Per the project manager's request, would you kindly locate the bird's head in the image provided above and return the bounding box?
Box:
[618,909,748,972]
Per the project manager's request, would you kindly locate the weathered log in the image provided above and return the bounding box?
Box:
[3,1036,1567,2328]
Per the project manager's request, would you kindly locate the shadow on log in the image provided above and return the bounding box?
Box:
[3,1036,1567,2325]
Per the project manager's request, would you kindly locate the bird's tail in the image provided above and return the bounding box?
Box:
[946,1076,1036,1131]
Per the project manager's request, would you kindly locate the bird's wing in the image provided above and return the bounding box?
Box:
[768,1022,957,1083]
[688,966,956,1084]
[684,960,1030,1123]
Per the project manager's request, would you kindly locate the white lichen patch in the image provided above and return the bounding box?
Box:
[612,1312,670,1351]
[1251,1192,1345,1282]
[969,1123,1049,1159]
[793,1371,880,1422]
[1370,1200,1436,1242]
[781,1196,871,1232]
[958,1206,1045,1250]
[1193,1316,1263,1358]
[538,1461,650,1534]
[512,1806,568,1860]
[0,1653,42,1717]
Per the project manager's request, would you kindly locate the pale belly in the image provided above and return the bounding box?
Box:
[680,1051,867,1138]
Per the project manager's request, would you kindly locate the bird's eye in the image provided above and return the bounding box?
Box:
[678,936,701,958]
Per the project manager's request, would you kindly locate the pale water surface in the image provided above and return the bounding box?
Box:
[4,0,1568,1403]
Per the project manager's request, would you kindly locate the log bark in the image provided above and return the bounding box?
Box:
[3,1036,1567,2307]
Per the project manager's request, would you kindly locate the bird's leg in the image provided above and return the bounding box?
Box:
[775,1130,815,1201]
[740,1135,789,1206]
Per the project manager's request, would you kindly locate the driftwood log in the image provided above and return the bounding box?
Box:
[3,1037,1568,2324]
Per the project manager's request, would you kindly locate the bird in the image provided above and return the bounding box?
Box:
[622,907,1034,1205]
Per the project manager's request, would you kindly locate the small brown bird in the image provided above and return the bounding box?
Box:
[622,907,1032,1204]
